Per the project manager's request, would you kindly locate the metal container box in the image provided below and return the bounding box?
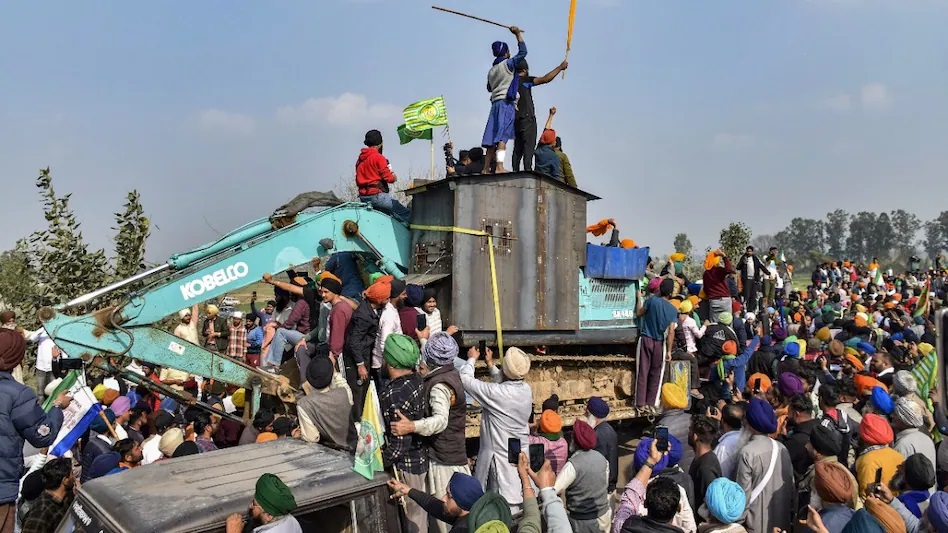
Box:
[406,172,599,334]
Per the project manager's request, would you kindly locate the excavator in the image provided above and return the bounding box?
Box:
[40,198,410,420]
[41,172,663,430]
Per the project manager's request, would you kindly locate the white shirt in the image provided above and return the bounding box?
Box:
[35,336,56,373]
[372,303,401,369]
[141,435,162,465]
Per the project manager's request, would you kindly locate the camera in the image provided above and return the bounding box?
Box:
[444,142,457,168]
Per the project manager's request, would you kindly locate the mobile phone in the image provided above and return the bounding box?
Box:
[754,378,762,393]
[507,438,521,465]
[528,443,545,472]
[709,406,719,417]
[874,467,883,486]
[252,290,257,298]
[478,340,487,357]
[656,426,669,453]
[416,313,427,331]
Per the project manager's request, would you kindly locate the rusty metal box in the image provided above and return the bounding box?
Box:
[406,172,598,332]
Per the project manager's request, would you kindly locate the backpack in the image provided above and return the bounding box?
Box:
[699,323,738,358]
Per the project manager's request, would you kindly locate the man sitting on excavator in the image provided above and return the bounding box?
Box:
[356,129,411,224]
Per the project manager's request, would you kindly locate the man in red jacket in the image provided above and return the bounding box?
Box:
[356,129,411,224]
[702,249,734,324]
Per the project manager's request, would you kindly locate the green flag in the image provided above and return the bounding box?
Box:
[403,96,448,132]
[42,370,79,411]
[353,381,385,480]
[396,124,433,145]
[873,268,883,286]
[913,281,930,318]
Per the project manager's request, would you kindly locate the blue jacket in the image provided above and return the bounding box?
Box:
[0,372,64,503]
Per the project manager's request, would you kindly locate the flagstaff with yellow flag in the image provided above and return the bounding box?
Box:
[563,0,577,79]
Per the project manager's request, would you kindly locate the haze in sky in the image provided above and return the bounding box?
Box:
[1,0,946,263]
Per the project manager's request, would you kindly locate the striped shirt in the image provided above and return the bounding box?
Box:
[226,324,247,360]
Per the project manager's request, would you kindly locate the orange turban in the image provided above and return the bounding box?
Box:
[844,354,865,372]
[669,299,682,310]
[866,496,906,533]
[319,271,342,285]
[892,293,903,302]
[704,252,720,271]
[364,275,394,305]
[256,432,278,443]
[688,295,700,307]
[586,219,613,236]
[620,239,636,249]
[538,410,562,434]
[747,373,772,393]
[101,389,119,406]
[854,315,868,328]
[539,128,556,145]
[854,374,887,396]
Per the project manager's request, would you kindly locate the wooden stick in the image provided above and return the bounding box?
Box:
[562,49,570,79]
[431,6,522,31]
[99,410,120,441]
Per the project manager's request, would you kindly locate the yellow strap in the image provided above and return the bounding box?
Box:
[410,224,504,358]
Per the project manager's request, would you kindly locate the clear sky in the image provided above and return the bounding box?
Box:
[2,0,946,263]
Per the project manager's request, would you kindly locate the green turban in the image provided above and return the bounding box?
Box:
[475,521,510,533]
[717,312,733,326]
[255,473,296,517]
[383,334,419,369]
[468,492,512,532]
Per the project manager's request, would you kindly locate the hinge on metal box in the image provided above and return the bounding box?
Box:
[480,218,514,254]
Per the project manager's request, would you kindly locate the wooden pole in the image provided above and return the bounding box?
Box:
[99,410,120,441]
[431,6,521,31]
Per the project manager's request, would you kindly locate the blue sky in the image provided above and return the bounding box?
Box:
[2,0,946,264]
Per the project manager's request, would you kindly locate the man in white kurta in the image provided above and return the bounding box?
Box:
[459,345,532,513]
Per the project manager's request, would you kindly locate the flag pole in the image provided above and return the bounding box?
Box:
[430,138,435,179]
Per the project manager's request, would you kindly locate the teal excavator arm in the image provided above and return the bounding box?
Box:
[40,203,410,411]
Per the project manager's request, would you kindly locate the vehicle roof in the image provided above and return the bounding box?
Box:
[404,171,602,201]
[75,439,387,533]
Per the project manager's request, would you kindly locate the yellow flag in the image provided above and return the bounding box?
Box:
[566,0,577,51]
[353,381,385,480]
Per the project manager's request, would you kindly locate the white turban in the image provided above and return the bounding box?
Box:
[893,370,918,397]
[893,397,924,428]
[44,377,63,397]
[501,347,531,380]
[178,309,191,319]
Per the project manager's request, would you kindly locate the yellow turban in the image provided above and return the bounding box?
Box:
[679,300,694,314]
[93,384,107,401]
[816,327,831,343]
[232,388,246,408]
[670,252,686,262]
[206,304,219,316]
[919,343,934,356]
[703,252,720,271]
[661,383,688,410]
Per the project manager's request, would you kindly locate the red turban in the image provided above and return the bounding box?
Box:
[364,275,393,305]
[572,420,598,450]
[0,329,25,372]
[860,413,894,446]
[539,129,556,146]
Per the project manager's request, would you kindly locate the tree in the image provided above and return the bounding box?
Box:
[846,211,878,261]
[673,233,693,259]
[889,209,920,259]
[113,190,151,281]
[870,212,895,261]
[824,209,849,259]
[923,219,944,261]
[0,168,153,330]
[719,222,752,261]
[780,218,824,258]
[750,234,777,253]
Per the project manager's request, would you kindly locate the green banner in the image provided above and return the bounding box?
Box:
[397,123,433,145]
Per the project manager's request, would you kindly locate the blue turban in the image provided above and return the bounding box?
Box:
[783,342,801,358]
[841,509,885,533]
[891,332,904,342]
[870,386,894,415]
[705,478,746,524]
[760,335,772,346]
[161,397,178,413]
[929,492,948,533]
[687,283,702,295]
[902,329,919,343]
[746,397,777,434]
[405,284,425,308]
[587,397,609,419]
[491,41,509,58]
[845,337,862,349]
[89,452,121,480]
[421,331,459,367]
[857,342,876,355]
[90,409,116,434]
[667,435,683,466]
[633,437,668,476]
[449,472,484,512]
[914,315,926,325]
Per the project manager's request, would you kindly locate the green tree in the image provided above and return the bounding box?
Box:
[923,219,944,261]
[846,211,878,261]
[870,212,895,261]
[780,218,824,258]
[889,209,920,259]
[719,222,752,261]
[824,209,849,259]
[673,233,693,259]
[112,190,151,281]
